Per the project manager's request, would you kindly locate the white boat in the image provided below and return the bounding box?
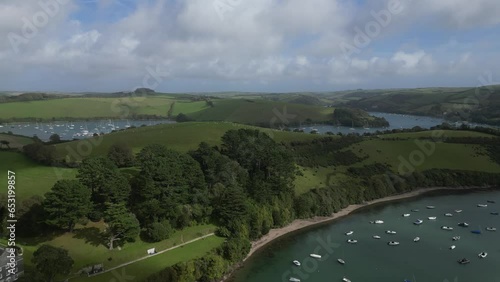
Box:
[477,204,488,208]
[343,277,351,282]
[347,239,358,244]
[445,213,453,217]
[386,230,396,234]
[455,210,463,213]
[310,254,321,259]
[414,219,424,225]
[402,213,410,217]
[478,252,488,258]
[388,241,400,246]
[411,209,420,212]
[289,277,300,282]
[373,235,381,239]
[452,236,461,241]
[458,222,469,227]
[450,245,456,250]
[442,226,453,231]
[428,217,437,220]
[375,220,384,224]
[486,227,497,231]
[293,260,300,266]
[414,237,420,242]
[427,206,436,209]
[345,231,354,236]
[337,258,345,265]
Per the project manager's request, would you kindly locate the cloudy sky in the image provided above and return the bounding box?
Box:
[1,0,500,92]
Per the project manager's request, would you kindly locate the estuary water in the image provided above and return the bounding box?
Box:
[230,189,500,282]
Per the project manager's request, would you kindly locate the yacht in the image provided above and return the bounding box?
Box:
[452,236,460,241]
[457,258,470,264]
[485,227,496,231]
[455,210,463,213]
[487,200,496,204]
[386,230,397,234]
[289,277,301,282]
[345,231,354,236]
[375,220,384,224]
[414,219,424,225]
[491,212,499,215]
[373,235,381,239]
[428,217,437,220]
[471,230,482,234]
[445,213,453,217]
[411,209,420,212]
[310,254,321,259]
[413,237,420,242]
[388,241,400,246]
[458,222,469,227]
[450,245,456,250]
[343,277,352,282]
[337,258,346,265]
[426,206,436,209]
[347,239,358,244]
[402,213,411,217]
[477,204,488,208]
[293,260,301,266]
[478,252,488,259]
[442,226,454,231]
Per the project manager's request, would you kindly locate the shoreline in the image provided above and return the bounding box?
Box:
[241,186,496,263]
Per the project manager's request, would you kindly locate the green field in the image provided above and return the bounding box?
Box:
[0,133,33,149]
[0,151,76,201]
[0,97,175,120]
[71,235,224,282]
[187,99,332,124]
[54,122,321,161]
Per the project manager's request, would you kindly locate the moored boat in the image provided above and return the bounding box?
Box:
[402,213,410,217]
[428,217,437,220]
[345,231,354,236]
[455,210,462,213]
[452,236,460,241]
[427,205,435,209]
[445,213,453,217]
[388,241,400,246]
[478,252,488,258]
[413,219,423,225]
[491,212,499,215]
[487,200,496,204]
[375,220,384,224]
[413,237,420,242]
[289,277,301,282]
[386,230,397,234]
[471,230,482,234]
[373,235,381,239]
[310,254,321,259]
[293,260,301,266]
[342,277,351,282]
[337,258,345,265]
[477,204,488,208]
[457,258,470,264]
[450,245,456,250]
[458,222,469,227]
[442,226,453,231]
[347,239,358,244]
[411,209,419,212]
[485,227,496,231]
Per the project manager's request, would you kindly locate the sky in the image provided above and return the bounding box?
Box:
[1,0,500,93]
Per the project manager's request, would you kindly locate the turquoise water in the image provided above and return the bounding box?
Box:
[230,190,500,282]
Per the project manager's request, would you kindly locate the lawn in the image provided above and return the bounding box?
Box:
[71,235,225,282]
[12,224,219,281]
[171,100,208,116]
[0,151,76,201]
[54,122,321,162]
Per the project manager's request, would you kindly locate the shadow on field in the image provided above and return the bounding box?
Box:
[73,227,105,247]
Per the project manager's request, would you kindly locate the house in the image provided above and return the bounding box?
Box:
[0,247,23,282]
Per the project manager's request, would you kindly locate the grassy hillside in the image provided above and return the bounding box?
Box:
[0,133,33,149]
[378,130,497,139]
[0,151,76,201]
[0,97,175,121]
[186,99,332,125]
[54,122,321,161]
[341,85,500,125]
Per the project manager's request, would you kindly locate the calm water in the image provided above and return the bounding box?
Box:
[294,112,499,135]
[231,190,500,282]
[0,119,175,141]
